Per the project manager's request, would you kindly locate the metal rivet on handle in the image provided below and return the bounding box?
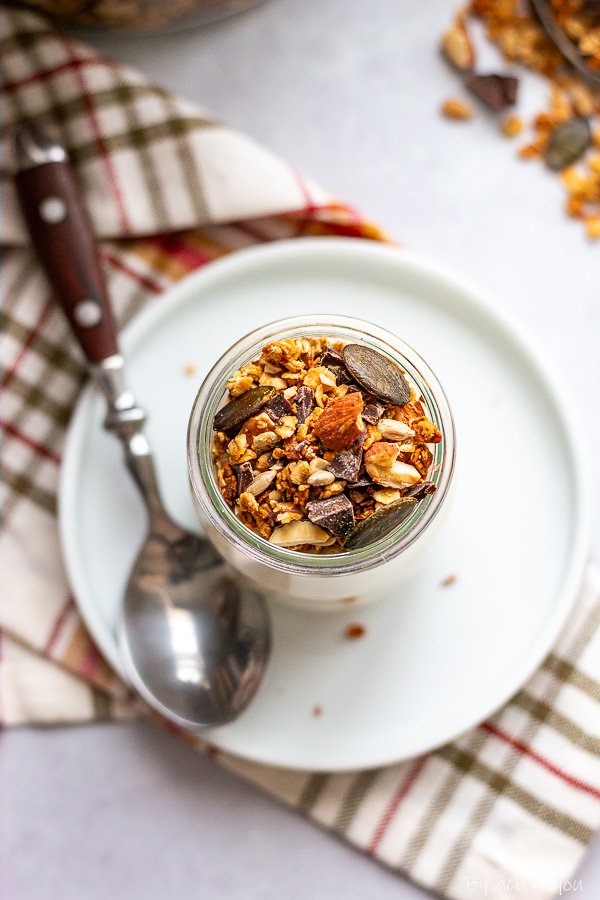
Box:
[74,300,102,328]
[39,196,67,223]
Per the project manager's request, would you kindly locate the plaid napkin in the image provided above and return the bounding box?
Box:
[2,9,600,899]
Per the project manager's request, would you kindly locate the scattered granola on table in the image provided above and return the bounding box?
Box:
[440,0,600,240]
[441,97,475,120]
[211,336,441,553]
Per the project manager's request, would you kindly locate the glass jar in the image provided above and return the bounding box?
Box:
[187,315,456,611]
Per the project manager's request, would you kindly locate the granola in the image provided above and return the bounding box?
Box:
[211,336,441,552]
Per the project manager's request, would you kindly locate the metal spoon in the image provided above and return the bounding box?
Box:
[14,122,270,729]
[530,0,600,89]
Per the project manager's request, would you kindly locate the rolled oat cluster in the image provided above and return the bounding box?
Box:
[211,336,442,553]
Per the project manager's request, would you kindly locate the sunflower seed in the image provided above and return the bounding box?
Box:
[252,431,280,454]
[307,469,336,487]
[246,469,278,496]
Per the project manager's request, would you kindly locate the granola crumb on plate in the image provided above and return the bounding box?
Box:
[441,573,458,588]
[344,623,367,640]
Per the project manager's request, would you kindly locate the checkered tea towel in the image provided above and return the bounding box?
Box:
[2,9,600,899]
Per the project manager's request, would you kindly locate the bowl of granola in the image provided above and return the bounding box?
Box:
[187,315,455,610]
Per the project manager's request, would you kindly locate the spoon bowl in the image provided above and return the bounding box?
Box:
[119,515,270,728]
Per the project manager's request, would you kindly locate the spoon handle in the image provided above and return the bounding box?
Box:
[14,123,166,520]
[14,122,119,365]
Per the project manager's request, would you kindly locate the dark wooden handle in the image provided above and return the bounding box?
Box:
[15,160,119,364]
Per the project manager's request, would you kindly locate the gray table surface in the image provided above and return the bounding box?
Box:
[5,1,600,897]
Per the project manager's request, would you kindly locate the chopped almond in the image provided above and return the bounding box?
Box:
[441,16,475,71]
[441,98,473,121]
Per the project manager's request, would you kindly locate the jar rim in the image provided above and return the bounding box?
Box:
[187,314,455,576]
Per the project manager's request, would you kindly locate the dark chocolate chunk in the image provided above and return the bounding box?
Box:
[327,364,354,385]
[306,494,355,538]
[321,347,353,384]
[344,498,417,550]
[362,399,386,424]
[328,450,362,482]
[342,344,411,406]
[214,386,275,433]
[466,73,518,111]
[295,385,315,424]
[404,481,436,500]
[235,461,254,495]
[544,117,592,171]
[263,392,293,422]
[348,475,374,489]
[352,428,367,451]
[320,346,345,368]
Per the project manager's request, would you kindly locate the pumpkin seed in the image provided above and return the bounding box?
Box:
[344,497,417,550]
[545,117,592,171]
[342,344,411,406]
[213,385,275,433]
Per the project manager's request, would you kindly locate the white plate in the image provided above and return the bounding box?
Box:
[60,238,590,771]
